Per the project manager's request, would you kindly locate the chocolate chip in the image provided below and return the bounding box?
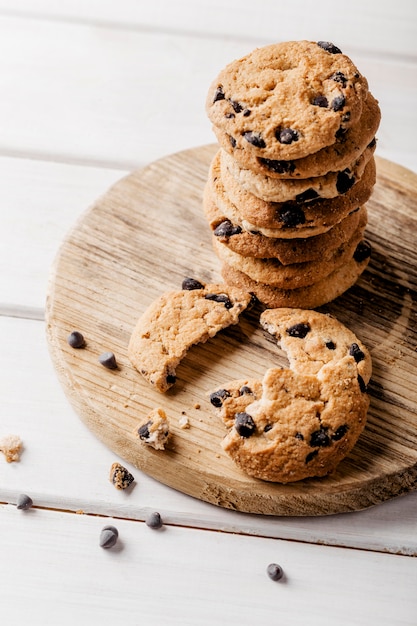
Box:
[110,462,135,490]
[243,131,266,148]
[332,424,349,441]
[259,158,296,174]
[98,351,118,369]
[305,449,319,464]
[239,385,253,395]
[209,389,231,408]
[214,220,242,237]
[205,293,233,309]
[342,111,351,122]
[243,109,251,117]
[99,525,119,549]
[295,432,304,441]
[235,412,256,438]
[312,95,328,107]
[276,127,299,145]
[331,95,346,111]
[317,41,342,54]
[138,421,151,440]
[286,323,311,338]
[310,427,331,448]
[367,138,377,149]
[213,86,225,102]
[16,494,33,510]
[166,373,177,385]
[336,170,355,194]
[335,126,348,141]
[295,188,319,203]
[67,331,86,349]
[325,340,336,350]
[353,240,372,263]
[264,424,273,433]
[229,135,236,148]
[145,511,163,529]
[225,112,235,119]
[267,563,284,581]
[358,375,368,393]
[182,277,205,290]
[230,100,243,113]
[349,343,365,363]
[331,71,347,86]
[278,205,306,228]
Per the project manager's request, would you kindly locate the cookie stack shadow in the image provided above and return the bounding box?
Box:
[203,40,381,309]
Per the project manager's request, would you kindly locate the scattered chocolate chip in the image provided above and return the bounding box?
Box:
[331,95,346,111]
[295,188,319,203]
[286,323,311,338]
[259,158,296,174]
[267,563,284,581]
[214,220,242,237]
[67,331,86,349]
[230,100,243,113]
[16,494,33,510]
[110,462,135,490]
[276,127,299,145]
[353,240,372,263]
[305,449,319,464]
[209,389,231,408]
[98,351,118,370]
[325,340,336,350]
[213,86,225,103]
[312,95,328,108]
[358,375,368,393]
[239,385,253,395]
[295,432,304,441]
[278,205,306,228]
[243,131,266,148]
[235,412,256,438]
[99,525,119,549]
[349,343,365,363]
[331,71,347,86]
[264,424,273,433]
[310,427,331,448]
[336,170,355,194]
[229,135,237,148]
[138,421,151,440]
[332,424,349,441]
[145,511,163,529]
[182,277,205,290]
[317,41,342,54]
[205,293,233,309]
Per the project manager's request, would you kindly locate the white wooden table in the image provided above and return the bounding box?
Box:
[1,2,416,624]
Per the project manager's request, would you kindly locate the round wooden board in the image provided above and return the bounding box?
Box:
[46,145,417,516]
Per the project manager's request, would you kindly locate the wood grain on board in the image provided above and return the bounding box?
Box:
[45,145,417,516]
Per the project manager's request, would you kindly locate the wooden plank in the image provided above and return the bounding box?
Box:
[0,504,416,625]
[0,15,415,171]
[0,0,415,58]
[44,145,417,517]
[2,314,417,554]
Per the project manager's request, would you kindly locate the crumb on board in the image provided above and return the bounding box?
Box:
[135,408,170,450]
[178,415,190,429]
[0,434,23,462]
[194,403,201,410]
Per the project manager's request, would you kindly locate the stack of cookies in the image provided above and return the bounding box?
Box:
[203,40,381,309]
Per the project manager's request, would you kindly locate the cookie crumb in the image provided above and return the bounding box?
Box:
[194,403,201,410]
[135,408,170,450]
[0,434,23,462]
[110,462,135,490]
[178,415,190,429]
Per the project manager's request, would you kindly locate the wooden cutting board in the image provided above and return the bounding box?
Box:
[45,145,417,516]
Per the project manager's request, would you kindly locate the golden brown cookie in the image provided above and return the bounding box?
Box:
[213,93,380,178]
[209,308,371,482]
[128,281,252,392]
[221,242,371,309]
[206,40,368,161]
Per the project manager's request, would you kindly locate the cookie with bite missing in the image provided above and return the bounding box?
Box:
[206,40,368,162]
[209,308,371,482]
[128,280,252,392]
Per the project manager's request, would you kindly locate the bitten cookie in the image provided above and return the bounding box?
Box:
[209,308,371,482]
[206,40,369,162]
[128,281,252,392]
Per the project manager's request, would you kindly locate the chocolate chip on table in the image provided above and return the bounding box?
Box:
[353,240,372,263]
[243,131,266,148]
[349,343,365,363]
[204,293,233,309]
[278,205,306,228]
[310,427,331,448]
[110,462,135,490]
[209,389,231,408]
[259,158,296,175]
[267,563,284,581]
[331,95,346,111]
[317,41,342,54]
[286,323,311,338]
[312,95,328,108]
[276,127,299,145]
[16,494,33,510]
[235,412,256,438]
[99,525,119,549]
[182,277,205,290]
[145,511,163,529]
[332,424,349,441]
[98,351,118,370]
[213,85,225,102]
[213,220,242,237]
[67,331,86,349]
[336,169,355,194]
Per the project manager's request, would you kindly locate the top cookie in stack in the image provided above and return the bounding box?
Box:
[203,40,380,309]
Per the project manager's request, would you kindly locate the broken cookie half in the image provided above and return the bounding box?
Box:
[128,279,252,392]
